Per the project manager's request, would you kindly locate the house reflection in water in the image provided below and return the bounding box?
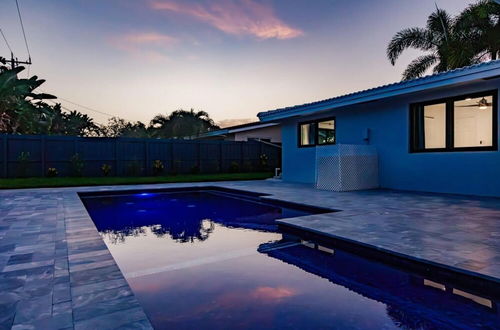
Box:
[259,241,499,329]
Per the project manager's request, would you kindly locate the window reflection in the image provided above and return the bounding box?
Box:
[318,119,335,145]
[300,123,316,146]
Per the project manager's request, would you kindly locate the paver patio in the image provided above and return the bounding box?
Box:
[0,180,499,329]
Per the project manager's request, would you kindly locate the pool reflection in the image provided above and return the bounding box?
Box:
[261,241,500,329]
[82,191,310,244]
[81,189,500,330]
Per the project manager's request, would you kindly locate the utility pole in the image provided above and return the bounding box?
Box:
[0,52,31,69]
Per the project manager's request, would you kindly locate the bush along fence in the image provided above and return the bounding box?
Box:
[0,134,281,178]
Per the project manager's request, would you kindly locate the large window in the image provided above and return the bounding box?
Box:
[299,118,335,147]
[410,91,497,152]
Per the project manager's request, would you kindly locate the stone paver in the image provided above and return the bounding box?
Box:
[0,190,153,329]
[1,180,499,329]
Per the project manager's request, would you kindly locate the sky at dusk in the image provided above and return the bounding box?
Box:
[0,0,474,126]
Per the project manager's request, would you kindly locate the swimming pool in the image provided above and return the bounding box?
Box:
[81,187,499,329]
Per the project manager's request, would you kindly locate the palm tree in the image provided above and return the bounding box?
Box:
[387,8,462,80]
[0,65,101,136]
[150,109,219,139]
[387,1,500,81]
[454,0,500,61]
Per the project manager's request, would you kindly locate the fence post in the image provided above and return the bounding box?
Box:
[240,142,244,168]
[73,136,78,155]
[40,135,46,177]
[170,142,174,173]
[144,140,149,176]
[114,139,119,176]
[197,142,201,171]
[2,135,7,178]
[219,142,223,173]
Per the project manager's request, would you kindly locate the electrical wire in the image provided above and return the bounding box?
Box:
[0,28,13,54]
[45,99,106,126]
[53,96,123,119]
[15,0,31,60]
[40,89,134,123]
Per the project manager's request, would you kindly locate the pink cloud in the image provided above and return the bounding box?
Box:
[250,286,297,301]
[150,0,304,40]
[111,32,177,60]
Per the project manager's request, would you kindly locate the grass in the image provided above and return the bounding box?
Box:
[0,172,274,189]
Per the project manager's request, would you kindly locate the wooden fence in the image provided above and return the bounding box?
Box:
[0,134,281,178]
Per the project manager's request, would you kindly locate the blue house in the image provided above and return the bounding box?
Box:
[257,60,500,197]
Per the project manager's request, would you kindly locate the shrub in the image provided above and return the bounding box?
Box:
[46,167,58,177]
[17,151,30,178]
[70,153,84,177]
[101,163,112,177]
[228,161,240,173]
[152,160,164,176]
[259,153,269,170]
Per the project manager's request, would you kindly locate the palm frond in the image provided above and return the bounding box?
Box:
[387,27,433,65]
[401,54,438,80]
[427,8,452,39]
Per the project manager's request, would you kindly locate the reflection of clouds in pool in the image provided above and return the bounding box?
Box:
[250,286,297,301]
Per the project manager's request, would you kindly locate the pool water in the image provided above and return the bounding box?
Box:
[81,189,499,330]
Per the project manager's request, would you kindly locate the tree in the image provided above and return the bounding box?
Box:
[100,117,151,138]
[454,0,500,61]
[0,66,98,136]
[150,109,219,139]
[0,66,57,134]
[387,1,499,80]
[387,8,461,80]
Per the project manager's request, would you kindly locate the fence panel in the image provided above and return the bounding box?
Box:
[117,140,147,176]
[0,134,280,178]
[199,142,221,173]
[7,135,42,177]
[45,137,77,176]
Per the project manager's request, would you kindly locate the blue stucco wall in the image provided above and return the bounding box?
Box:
[281,80,500,197]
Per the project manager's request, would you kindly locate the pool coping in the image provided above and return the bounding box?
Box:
[277,222,500,296]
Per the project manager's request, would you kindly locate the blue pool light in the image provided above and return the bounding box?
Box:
[136,192,154,197]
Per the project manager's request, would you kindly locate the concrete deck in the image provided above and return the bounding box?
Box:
[1,180,499,329]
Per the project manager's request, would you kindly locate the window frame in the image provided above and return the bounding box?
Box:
[409,90,498,153]
[298,117,336,148]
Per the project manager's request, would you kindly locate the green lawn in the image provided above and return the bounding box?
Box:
[0,172,273,189]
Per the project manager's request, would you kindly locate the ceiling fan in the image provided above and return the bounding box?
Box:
[456,97,492,109]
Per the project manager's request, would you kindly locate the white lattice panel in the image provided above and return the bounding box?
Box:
[315,144,379,191]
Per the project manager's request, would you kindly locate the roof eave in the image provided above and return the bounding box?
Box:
[258,63,500,122]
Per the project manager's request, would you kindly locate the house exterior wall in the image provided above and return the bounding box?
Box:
[281,79,500,197]
[233,126,281,142]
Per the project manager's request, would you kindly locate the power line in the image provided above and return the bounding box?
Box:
[39,89,132,121]
[45,99,106,126]
[15,0,31,60]
[0,28,13,54]
[54,96,122,119]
